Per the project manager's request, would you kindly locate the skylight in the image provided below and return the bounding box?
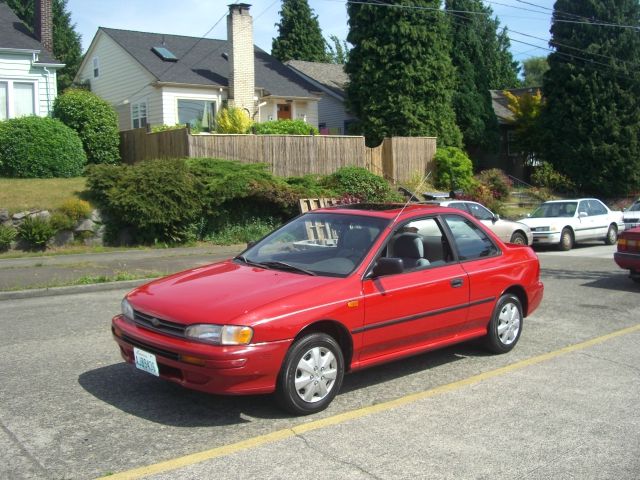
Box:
[151,46,178,62]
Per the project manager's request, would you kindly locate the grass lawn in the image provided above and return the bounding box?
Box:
[0,177,87,213]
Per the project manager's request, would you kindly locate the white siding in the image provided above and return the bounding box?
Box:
[77,31,157,130]
[0,51,59,117]
[317,95,354,134]
[257,98,319,129]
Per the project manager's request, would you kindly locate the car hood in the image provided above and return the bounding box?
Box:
[126,260,341,326]
[518,217,570,228]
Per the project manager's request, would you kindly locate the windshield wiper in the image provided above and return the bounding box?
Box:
[259,261,317,276]
[234,255,264,268]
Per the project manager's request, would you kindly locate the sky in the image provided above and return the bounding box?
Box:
[66,0,556,64]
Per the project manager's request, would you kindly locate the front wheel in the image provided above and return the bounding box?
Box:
[604,224,618,245]
[509,232,528,245]
[559,228,574,251]
[484,294,523,354]
[275,333,344,415]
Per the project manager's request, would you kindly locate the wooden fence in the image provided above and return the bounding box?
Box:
[119,128,436,183]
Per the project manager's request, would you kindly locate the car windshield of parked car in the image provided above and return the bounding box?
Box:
[239,212,389,276]
[627,201,640,212]
[530,202,577,218]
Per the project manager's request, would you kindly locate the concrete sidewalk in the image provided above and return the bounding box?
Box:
[0,244,245,300]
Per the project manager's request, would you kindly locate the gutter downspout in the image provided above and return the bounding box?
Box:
[42,66,52,116]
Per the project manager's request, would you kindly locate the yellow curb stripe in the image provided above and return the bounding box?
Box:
[98,323,640,480]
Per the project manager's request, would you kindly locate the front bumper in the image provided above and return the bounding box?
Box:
[531,232,561,246]
[112,315,292,395]
[614,252,640,275]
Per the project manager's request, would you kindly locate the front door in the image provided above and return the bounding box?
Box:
[277,103,292,120]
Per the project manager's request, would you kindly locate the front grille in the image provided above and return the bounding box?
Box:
[133,310,185,338]
[120,332,181,361]
[532,227,550,232]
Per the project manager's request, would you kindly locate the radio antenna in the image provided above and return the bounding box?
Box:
[391,171,432,227]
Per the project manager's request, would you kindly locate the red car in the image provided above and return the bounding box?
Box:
[614,226,640,283]
[112,204,544,415]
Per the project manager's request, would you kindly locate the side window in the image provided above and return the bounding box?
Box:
[578,201,589,216]
[467,203,494,221]
[588,200,607,216]
[448,202,469,214]
[385,217,454,271]
[93,57,99,78]
[444,215,499,261]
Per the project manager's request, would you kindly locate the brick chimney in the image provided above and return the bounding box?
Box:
[227,3,255,117]
[35,0,54,53]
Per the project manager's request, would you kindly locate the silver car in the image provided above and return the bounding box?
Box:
[623,199,640,230]
[428,200,533,245]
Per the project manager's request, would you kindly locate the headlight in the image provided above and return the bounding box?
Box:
[184,324,253,345]
[121,298,134,321]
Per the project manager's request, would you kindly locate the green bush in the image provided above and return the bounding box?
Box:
[53,89,120,165]
[476,169,512,200]
[285,174,336,198]
[434,147,475,193]
[0,116,87,178]
[205,217,281,245]
[86,159,201,243]
[50,212,76,231]
[0,225,17,252]
[151,124,186,133]
[215,107,253,134]
[531,162,575,193]
[18,216,57,250]
[59,198,92,222]
[323,166,395,202]
[253,119,319,135]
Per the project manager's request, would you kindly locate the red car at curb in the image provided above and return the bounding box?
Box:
[614,226,640,283]
[112,203,544,415]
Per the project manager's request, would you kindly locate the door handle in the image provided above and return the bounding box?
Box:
[450,278,464,288]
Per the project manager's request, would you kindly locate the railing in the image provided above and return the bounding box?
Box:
[507,174,535,190]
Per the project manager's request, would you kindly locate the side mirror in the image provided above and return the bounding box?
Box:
[369,258,404,278]
[526,213,531,218]
[579,211,588,218]
[492,214,500,223]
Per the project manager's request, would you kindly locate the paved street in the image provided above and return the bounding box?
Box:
[1,244,639,479]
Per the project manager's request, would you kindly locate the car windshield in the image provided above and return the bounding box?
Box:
[530,202,577,218]
[627,201,640,212]
[238,212,390,276]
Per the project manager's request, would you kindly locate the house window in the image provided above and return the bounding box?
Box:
[177,99,216,132]
[0,80,36,119]
[93,57,99,78]
[506,130,519,157]
[131,101,148,129]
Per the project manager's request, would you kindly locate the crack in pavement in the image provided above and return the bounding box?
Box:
[0,417,50,478]
[577,351,640,376]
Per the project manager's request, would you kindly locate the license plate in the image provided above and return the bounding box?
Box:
[134,347,159,377]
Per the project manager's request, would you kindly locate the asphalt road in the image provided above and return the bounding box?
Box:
[1,243,639,479]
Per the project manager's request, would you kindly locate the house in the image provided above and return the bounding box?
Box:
[75,4,322,132]
[0,0,64,120]
[286,60,357,135]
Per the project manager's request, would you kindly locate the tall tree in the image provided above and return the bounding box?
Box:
[540,0,640,196]
[522,56,549,87]
[346,0,462,147]
[3,0,83,93]
[326,35,349,64]
[445,1,520,155]
[271,0,328,62]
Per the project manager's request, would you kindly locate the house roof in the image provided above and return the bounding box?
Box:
[490,87,541,124]
[99,28,320,98]
[286,60,348,100]
[0,2,60,64]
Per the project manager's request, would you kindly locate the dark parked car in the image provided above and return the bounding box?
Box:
[614,226,640,283]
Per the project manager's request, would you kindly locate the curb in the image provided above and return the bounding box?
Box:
[0,277,159,301]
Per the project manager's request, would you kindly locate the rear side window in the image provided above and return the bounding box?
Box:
[443,215,499,260]
[587,200,607,216]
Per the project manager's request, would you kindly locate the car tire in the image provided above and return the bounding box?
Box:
[509,232,528,245]
[484,294,523,354]
[275,333,344,415]
[604,224,618,245]
[559,228,574,251]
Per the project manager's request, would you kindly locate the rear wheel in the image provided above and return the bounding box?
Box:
[604,224,618,245]
[559,228,574,251]
[275,333,344,415]
[509,232,527,245]
[484,294,523,354]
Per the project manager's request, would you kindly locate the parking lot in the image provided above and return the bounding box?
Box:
[1,243,639,479]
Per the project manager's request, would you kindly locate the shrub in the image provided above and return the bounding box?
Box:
[0,116,86,178]
[476,169,512,200]
[151,124,186,133]
[323,166,395,202]
[434,147,475,193]
[17,216,56,250]
[59,198,92,222]
[531,162,575,193]
[53,89,120,165]
[86,159,201,243]
[215,107,253,134]
[50,212,76,231]
[253,119,319,135]
[0,225,17,252]
[205,217,281,245]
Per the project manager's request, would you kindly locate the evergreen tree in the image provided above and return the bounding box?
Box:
[346,0,462,147]
[522,56,549,87]
[540,0,640,196]
[445,1,519,155]
[271,0,328,62]
[326,35,349,64]
[3,0,83,93]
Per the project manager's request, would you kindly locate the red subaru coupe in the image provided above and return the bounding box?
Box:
[112,203,544,415]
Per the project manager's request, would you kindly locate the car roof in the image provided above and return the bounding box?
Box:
[542,198,598,203]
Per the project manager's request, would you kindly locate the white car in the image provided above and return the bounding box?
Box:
[428,200,533,245]
[623,199,640,230]
[519,198,625,250]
